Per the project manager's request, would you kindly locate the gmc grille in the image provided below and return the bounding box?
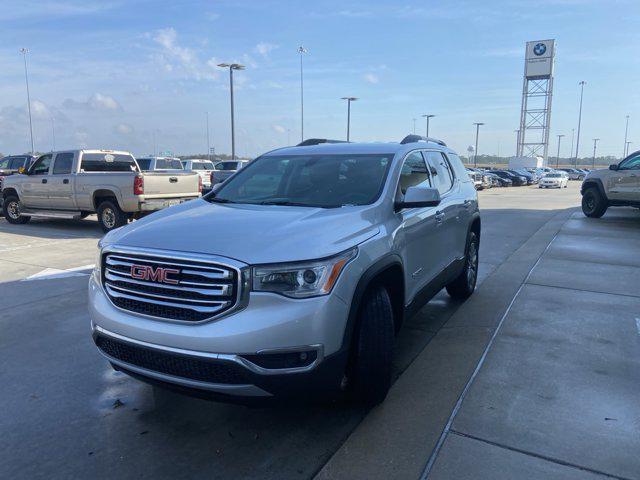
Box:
[102,251,239,322]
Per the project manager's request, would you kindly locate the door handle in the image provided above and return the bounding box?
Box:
[169,177,178,183]
[63,179,69,184]
[41,179,47,184]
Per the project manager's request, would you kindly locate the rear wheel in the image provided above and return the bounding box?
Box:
[446,231,479,300]
[350,285,394,406]
[97,200,128,232]
[582,187,607,218]
[2,195,30,224]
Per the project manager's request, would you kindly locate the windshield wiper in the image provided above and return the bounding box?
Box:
[257,200,313,207]
[207,196,236,204]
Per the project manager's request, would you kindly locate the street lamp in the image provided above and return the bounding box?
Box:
[218,63,245,160]
[574,81,586,166]
[592,138,600,168]
[473,122,484,168]
[626,141,632,156]
[20,48,34,154]
[50,114,56,152]
[555,134,565,168]
[298,46,307,142]
[623,115,630,158]
[341,97,358,142]
[514,129,520,156]
[422,114,435,137]
[412,118,417,134]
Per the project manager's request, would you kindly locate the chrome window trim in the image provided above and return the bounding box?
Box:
[93,326,324,376]
[100,245,249,325]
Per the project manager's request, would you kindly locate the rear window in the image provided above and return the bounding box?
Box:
[80,153,138,172]
[136,158,151,170]
[216,161,240,171]
[156,159,183,169]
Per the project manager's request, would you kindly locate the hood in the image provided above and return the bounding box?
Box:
[103,199,380,264]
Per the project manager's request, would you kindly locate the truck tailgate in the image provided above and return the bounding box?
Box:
[141,172,200,198]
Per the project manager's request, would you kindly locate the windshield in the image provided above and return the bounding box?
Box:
[0,158,10,169]
[210,153,393,208]
[216,161,241,171]
[545,173,561,178]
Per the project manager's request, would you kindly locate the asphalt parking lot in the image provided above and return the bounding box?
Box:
[2,183,638,480]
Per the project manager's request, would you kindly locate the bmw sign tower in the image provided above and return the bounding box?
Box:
[517,40,556,162]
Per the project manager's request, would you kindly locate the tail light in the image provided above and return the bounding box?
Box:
[198,175,202,193]
[133,175,144,195]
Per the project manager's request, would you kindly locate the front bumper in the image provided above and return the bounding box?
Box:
[88,273,351,399]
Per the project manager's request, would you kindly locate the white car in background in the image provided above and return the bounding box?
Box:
[539,172,569,189]
[210,160,249,185]
[181,159,215,190]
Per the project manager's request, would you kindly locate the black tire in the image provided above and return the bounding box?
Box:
[97,200,128,232]
[2,195,30,224]
[350,285,394,406]
[446,231,479,300]
[582,187,607,218]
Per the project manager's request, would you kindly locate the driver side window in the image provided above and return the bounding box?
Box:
[398,151,431,195]
[30,154,52,175]
[620,154,640,170]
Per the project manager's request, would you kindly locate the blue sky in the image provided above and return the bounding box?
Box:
[0,0,638,159]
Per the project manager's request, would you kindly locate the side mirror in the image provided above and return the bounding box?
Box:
[609,164,619,171]
[396,186,441,210]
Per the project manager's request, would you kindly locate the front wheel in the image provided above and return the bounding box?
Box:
[582,187,607,218]
[349,285,394,406]
[97,200,128,232]
[2,195,30,224]
[446,231,479,300]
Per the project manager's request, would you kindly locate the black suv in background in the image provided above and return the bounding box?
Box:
[488,170,527,186]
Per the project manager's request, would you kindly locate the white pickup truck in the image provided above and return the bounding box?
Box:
[1,150,201,231]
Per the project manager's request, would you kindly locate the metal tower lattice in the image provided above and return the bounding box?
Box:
[517,77,554,160]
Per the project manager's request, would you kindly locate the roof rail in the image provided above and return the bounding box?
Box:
[297,138,348,146]
[400,134,447,147]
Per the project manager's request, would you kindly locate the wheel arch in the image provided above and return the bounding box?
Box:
[581,178,606,199]
[2,188,19,200]
[92,189,120,210]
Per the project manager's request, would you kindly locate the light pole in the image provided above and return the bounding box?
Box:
[422,114,435,137]
[473,122,484,168]
[623,115,630,158]
[50,114,56,151]
[514,129,520,156]
[206,111,211,161]
[412,118,417,134]
[20,48,35,154]
[574,81,586,166]
[153,130,156,157]
[298,46,307,142]
[218,63,245,160]
[555,134,564,168]
[569,128,575,159]
[626,141,632,156]
[592,138,600,168]
[341,97,358,142]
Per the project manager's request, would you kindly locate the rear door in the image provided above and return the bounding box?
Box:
[22,154,53,207]
[48,152,76,209]
[609,154,640,201]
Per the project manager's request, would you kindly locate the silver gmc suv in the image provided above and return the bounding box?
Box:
[89,135,481,405]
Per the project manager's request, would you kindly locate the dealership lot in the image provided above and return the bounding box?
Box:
[1,183,639,480]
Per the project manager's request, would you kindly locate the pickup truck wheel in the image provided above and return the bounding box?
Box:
[582,187,607,218]
[3,195,30,224]
[97,200,127,232]
[446,231,479,300]
[350,285,394,406]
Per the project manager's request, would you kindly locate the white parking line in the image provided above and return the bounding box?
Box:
[21,264,95,281]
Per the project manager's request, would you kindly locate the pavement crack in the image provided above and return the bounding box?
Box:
[448,430,633,480]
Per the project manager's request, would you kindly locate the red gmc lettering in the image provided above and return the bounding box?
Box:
[130,265,180,285]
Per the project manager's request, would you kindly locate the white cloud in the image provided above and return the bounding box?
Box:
[254,42,279,58]
[150,27,219,81]
[272,125,286,134]
[113,123,133,135]
[63,93,122,111]
[364,73,379,84]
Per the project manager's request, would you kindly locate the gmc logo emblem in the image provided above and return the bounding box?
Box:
[130,265,180,285]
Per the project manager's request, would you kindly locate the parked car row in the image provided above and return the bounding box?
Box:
[465,165,591,191]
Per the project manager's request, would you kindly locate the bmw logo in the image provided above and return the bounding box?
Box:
[533,43,547,56]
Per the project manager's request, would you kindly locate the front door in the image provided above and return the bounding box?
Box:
[608,154,640,202]
[48,152,76,209]
[21,154,53,208]
[396,151,444,303]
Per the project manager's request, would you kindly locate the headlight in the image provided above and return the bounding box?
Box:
[252,248,357,298]
[92,245,103,281]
